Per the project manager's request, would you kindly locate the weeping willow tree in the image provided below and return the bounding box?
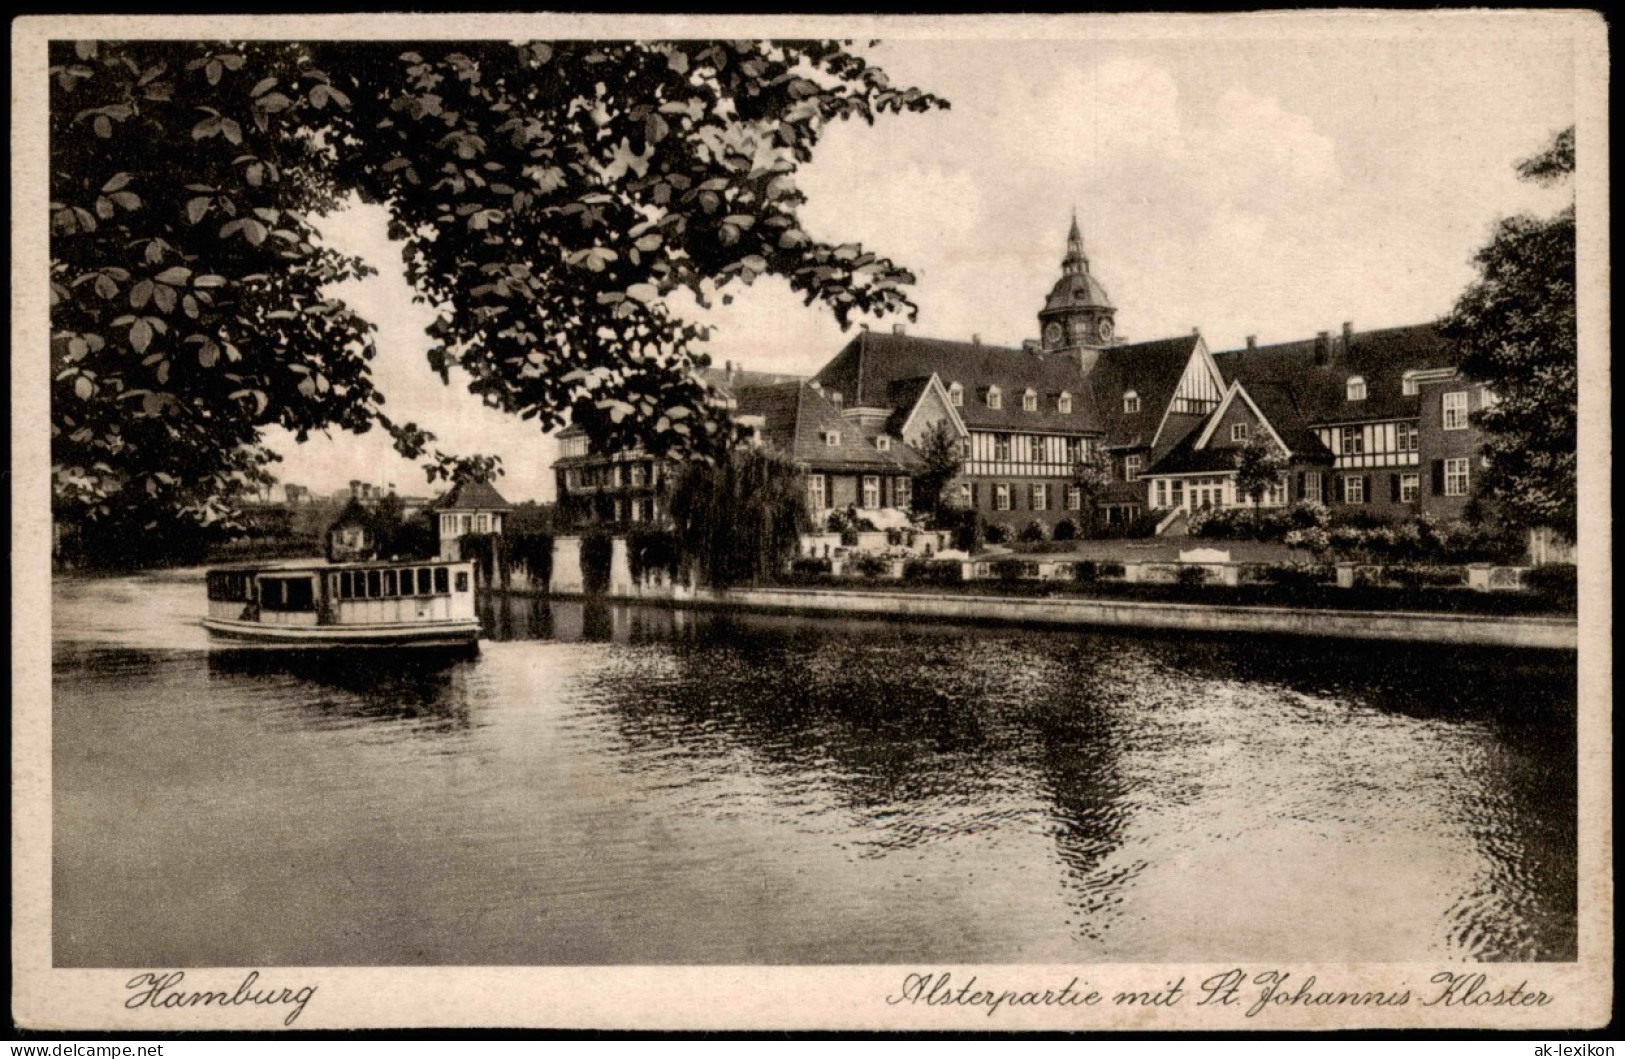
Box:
[668,446,811,588]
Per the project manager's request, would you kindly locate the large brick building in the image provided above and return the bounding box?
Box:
[551,217,1495,536]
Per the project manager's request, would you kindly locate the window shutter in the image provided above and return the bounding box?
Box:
[1431,460,1445,495]
[1389,474,1401,502]
[1333,476,1344,503]
[1363,476,1373,502]
[972,483,980,508]
[1296,471,1305,500]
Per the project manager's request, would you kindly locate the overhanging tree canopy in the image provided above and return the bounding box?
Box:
[50,39,946,537]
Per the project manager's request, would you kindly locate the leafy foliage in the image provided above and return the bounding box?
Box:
[1231,437,1287,510]
[910,422,964,527]
[1068,457,1112,536]
[50,39,946,550]
[1439,126,1576,539]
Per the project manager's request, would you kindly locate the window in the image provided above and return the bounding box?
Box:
[1443,391,1469,430]
[1170,480,1184,508]
[1343,475,1365,504]
[958,483,972,508]
[630,463,646,487]
[1154,480,1167,508]
[477,514,489,533]
[1031,483,1048,511]
[949,382,964,407]
[1397,423,1419,453]
[1303,471,1323,503]
[1067,485,1083,510]
[824,431,841,447]
[1400,473,1420,502]
[1022,389,1038,412]
[455,571,469,593]
[894,476,911,510]
[383,570,398,595]
[987,386,1002,410]
[418,568,432,594]
[1230,423,1249,442]
[1444,458,1470,497]
[807,474,826,511]
[367,570,382,597]
[1124,454,1142,480]
[1123,391,1140,414]
[994,483,1011,511]
[875,436,891,452]
[1347,375,1367,402]
[1065,437,1083,464]
[862,475,880,508]
[1029,436,1045,462]
[1058,392,1072,414]
[993,434,1012,461]
[1340,426,1364,455]
[1266,475,1287,506]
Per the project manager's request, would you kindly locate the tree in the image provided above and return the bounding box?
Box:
[50,40,946,556]
[1232,437,1287,517]
[1439,126,1576,541]
[667,445,810,588]
[910,422,965,527]
[1068,456,1112,538]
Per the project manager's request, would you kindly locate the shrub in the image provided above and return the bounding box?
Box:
[1072,559,1098,583]
[951,510,986,554]
[507,531,555,588]
[1052,518,1078,541]
[627,528,681,583]
[903,558,963,585]
[850,553,893,578]
[1018,519,1048,543]
[1524,563,1577,599]
[1382,565,1466,589]
[826,509,854,534]
[1092,509,1163,539]
[789,557,833,577]
[983,521,1014,546]
[1098,561,1126,579]
[1177,565,1211,587]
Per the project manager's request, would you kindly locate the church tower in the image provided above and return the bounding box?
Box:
[1038,214,1117,351]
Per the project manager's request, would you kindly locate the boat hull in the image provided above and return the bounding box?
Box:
[202,617,482,650]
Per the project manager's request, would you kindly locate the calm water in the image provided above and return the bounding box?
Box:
[53,569,1576,966]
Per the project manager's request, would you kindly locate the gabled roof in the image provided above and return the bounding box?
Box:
[438,478,513,511]
[1212,323,1456,425]
[731,382,923,473]
[1084,334,1206,449]
[812,330,1103,435]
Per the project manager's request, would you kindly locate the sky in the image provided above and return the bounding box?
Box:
[263,21,1577,505]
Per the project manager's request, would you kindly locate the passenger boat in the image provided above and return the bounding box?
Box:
[201,559,482,649]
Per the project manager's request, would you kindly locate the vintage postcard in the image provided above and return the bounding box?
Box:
[11,11,1611,1032]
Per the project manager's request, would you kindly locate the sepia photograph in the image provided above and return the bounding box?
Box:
[11,12,1610,1033]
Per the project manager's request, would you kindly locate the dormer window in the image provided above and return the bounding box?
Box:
[1402,371,1419,396]
[875,436,891,452]
[1058,391,1072,414]
[824,431,841,447]
[948,382,963,407]
[1230,423,1249,442]
[1022,388,1038,412]
[987,386,1002,410]
[1123,391,1140,414]
[1347,376,1367,402]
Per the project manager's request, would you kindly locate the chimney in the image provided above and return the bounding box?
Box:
[1342,321,1354,356]
[809,381,822,392]
[724,360,734,376]
[1314,331,1331,366]
[830,390,843,407]
[1245,335,1257,350]
[971,333,981,346]
[892,324,906,336]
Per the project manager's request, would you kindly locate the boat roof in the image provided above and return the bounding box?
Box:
[207,558,469,574]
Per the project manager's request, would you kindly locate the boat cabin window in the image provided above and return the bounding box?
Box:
[455,571,469,593]
[334,565,457,600]
[260,576,315,612]
[206,572,253,602]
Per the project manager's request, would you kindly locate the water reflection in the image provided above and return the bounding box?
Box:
[207,649,480,736]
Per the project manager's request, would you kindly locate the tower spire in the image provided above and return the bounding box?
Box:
[1064,210,1089,276]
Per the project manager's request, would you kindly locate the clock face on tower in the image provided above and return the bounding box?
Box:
[1043,322,1063,346]
[1097,317,1114,342]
